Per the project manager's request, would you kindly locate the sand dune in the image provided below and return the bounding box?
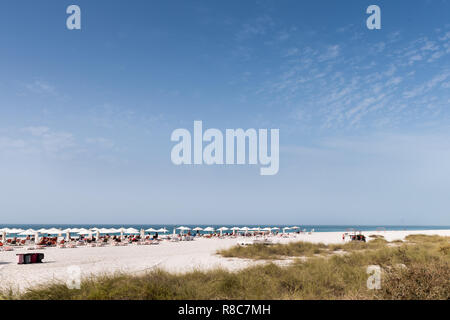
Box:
[1,229,449,292]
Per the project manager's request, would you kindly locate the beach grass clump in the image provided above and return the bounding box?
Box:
[218,241,328,260]
[219,238,389,260]
[378,260,450,300]
[405,234,449,244]
[3,235,449,300]
[369,234,385,239]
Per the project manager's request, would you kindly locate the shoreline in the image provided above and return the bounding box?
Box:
[1,229,449,292]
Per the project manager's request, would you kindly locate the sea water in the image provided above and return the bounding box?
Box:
[1,224,450,237]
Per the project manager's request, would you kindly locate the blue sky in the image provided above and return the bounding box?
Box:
[0,0,449,225]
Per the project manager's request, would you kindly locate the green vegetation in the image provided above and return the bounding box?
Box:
[1,235,448,300]
[218,238,388,260]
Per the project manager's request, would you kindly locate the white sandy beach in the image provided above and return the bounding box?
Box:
[1,229,449,292]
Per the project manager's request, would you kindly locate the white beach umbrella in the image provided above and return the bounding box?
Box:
[231,227,240,235]
[291,226,300,229]
[282,227,291,234]
[218,227,229,236]
[19,229,36,236]
[103,228,117,234]
[203,227,215,232]
[77,229,92,235]
[46,228,62,235]
[193,227,203,231]
[262,227,271,231]
[125,228,139,234]
[271,227,280,230]
[156,228,168,233]
[240,227,249,235]
[145,228,157,233]
[176,226,190,234]
[37,228,48,233]
[7,228,24,234]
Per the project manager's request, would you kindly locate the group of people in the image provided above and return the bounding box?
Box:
[1,232,162,248]
[342,233,367,242]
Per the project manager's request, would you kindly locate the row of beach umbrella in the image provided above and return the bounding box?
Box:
[1,226,302,239]
[176,226,302,234]
[0,227,169,235]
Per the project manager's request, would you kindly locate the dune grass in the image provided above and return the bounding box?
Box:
[218,238,389,260]
[1,235,448,300]
[218,241,328,260]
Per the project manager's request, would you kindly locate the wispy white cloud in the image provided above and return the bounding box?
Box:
[22,126,75,153]
[24,80,57,96]
[241,25,450,130]
[86,137,115,149]
[235,15,274,41]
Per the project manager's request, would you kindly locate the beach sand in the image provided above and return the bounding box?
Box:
[1,229,449,292]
